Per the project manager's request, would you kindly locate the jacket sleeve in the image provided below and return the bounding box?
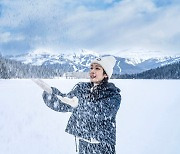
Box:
[94,94,121,119]
[42,83,80,112]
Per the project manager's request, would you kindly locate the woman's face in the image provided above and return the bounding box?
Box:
[89,63,108,84]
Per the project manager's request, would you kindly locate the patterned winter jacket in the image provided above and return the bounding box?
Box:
[42,81,121,145]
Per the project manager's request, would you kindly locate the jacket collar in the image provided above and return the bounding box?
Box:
[88,81,120,100]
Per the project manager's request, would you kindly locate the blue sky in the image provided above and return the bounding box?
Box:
[0,0,180,57]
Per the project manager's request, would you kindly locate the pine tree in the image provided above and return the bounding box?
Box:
[0,58,9,79]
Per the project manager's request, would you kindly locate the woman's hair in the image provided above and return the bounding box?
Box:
[102,69,109,83]
[102,77,108,83]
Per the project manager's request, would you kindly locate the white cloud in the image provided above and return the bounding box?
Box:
[0,32,11,43]
[0,0,180,56]
[0,32,25,43]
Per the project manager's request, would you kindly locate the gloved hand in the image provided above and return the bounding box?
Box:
[56,95,78,108]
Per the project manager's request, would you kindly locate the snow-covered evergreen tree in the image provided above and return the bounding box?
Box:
[0,57,9,79]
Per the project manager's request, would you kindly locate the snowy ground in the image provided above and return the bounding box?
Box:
[0,79,180,154]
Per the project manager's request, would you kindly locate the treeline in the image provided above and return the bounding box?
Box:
[114,61,180,79]
[0,55,65,79]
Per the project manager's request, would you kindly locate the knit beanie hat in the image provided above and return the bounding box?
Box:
[91,56,116,78]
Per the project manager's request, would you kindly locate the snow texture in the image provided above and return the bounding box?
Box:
[0,79,180,154]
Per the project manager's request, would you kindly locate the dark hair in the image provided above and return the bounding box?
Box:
[102,69,109,83]
[102,77,108,83]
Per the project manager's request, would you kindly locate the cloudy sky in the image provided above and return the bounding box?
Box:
[0,0,180,57]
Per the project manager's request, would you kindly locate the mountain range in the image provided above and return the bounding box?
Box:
[5,50,180,75]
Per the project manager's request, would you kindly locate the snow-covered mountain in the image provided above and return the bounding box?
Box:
[6,49,180,75]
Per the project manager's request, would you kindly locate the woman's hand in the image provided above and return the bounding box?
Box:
[56,96,78,108]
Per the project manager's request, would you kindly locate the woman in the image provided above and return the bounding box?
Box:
[42,56,121,154]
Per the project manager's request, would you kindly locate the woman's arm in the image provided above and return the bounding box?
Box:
[94,94,121,119]
[42,91,74,112]
[42,84,80,112]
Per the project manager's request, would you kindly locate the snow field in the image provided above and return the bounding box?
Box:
[0,79,180,154]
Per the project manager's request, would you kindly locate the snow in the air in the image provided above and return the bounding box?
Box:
[0,79,180,154]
